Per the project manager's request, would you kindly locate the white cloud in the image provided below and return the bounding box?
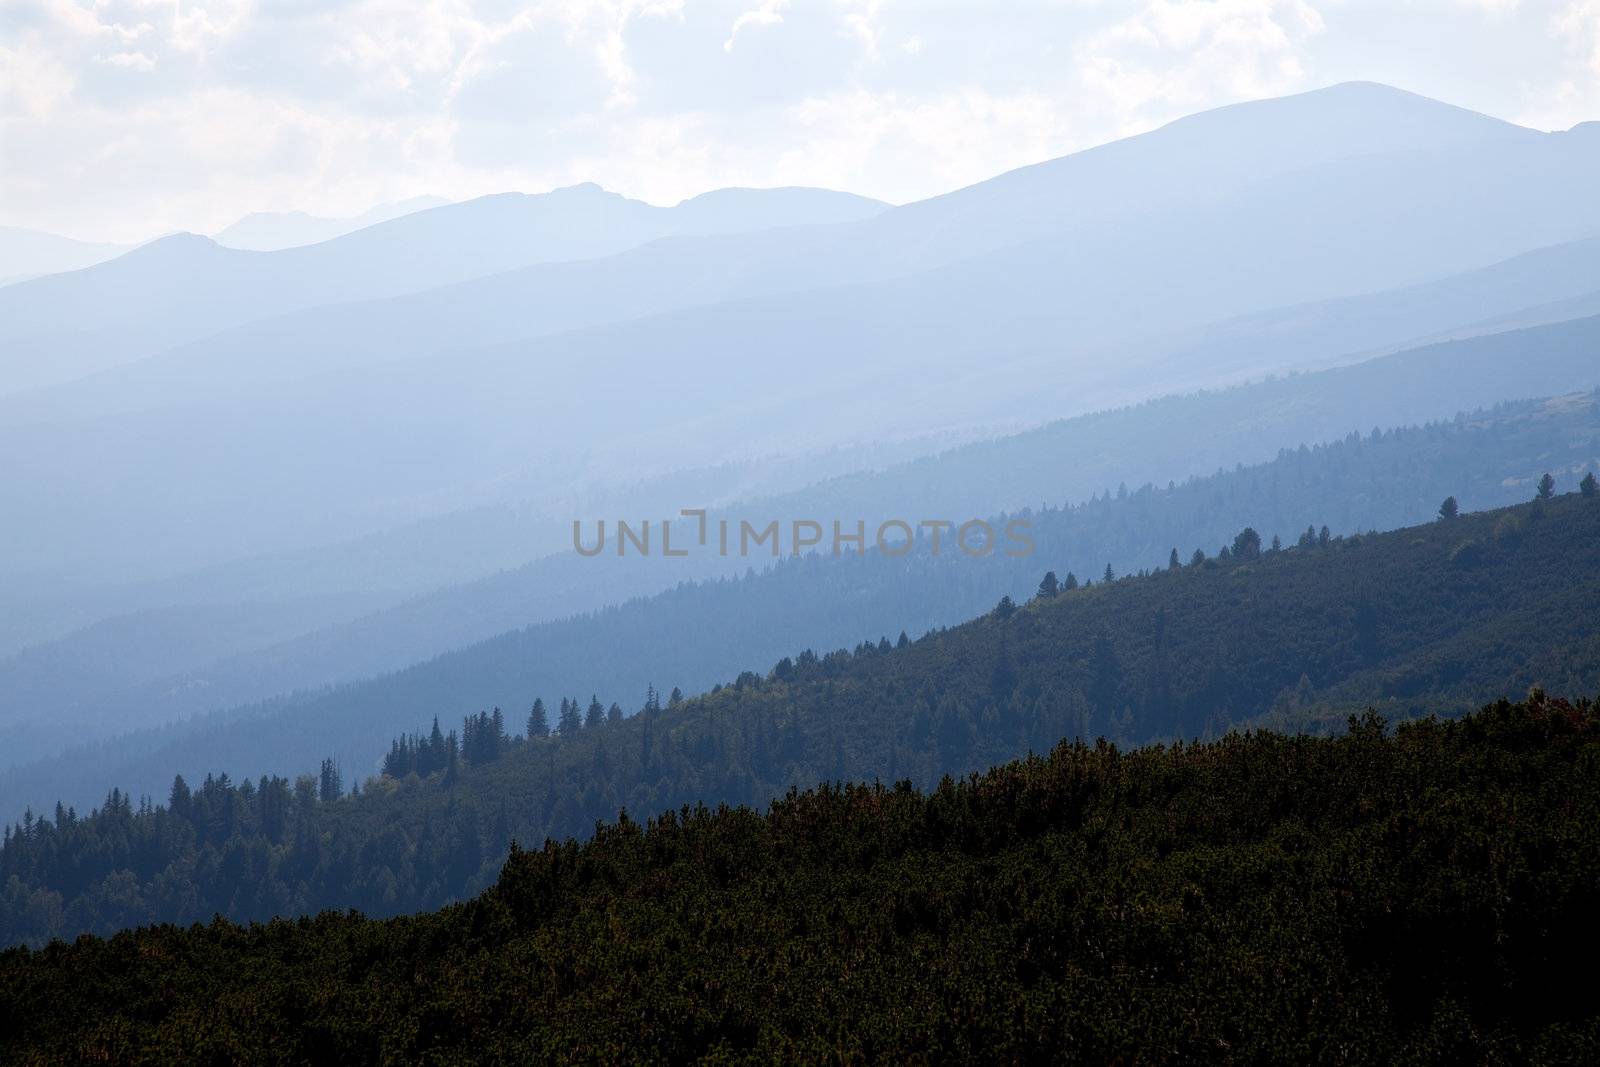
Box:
[1074,0,1327,136]
[776,87,1075,204]
[839,0,885,62]
[1555,0,1600,74]
[1,0,1597,242]
[94,50,157,71]
[724,0,788,53]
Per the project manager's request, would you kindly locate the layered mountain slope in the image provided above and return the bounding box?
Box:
[0,83,1580,414]
[5,85,1600,601]
[19,218,1600,441]
[6,392,1595,821]
[3,495,1598,948]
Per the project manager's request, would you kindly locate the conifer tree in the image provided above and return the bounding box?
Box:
[558,698,582,735]
[1037,571,1059,598]
[168,775,191,818]
[527,698,549,739]
[426,717,447,775]
[1537,472,1556,499]
[318,759,342,804]
[1582,472,1599,498]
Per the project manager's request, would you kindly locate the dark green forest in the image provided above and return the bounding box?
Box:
[4,692,1599,1063]
[13,392,1597,823]
[4,492,1599,949]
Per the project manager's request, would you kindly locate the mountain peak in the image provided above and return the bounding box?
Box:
[1156,80,1529,149]
[124,232,224,261]
[548,181,611,198]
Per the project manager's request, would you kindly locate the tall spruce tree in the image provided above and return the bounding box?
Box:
[558,698,582,735]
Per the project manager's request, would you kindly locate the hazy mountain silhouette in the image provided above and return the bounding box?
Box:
[0,226,128,287]
[5,84,1600,601]
[212,196,451,251]
[0,83,1561,403]
[3,309,1597,788]
[5,81,1600,786]
[5,382,1595,818]
[0,184,888,395]
[19,224,1600,437]
[0,430,958,663]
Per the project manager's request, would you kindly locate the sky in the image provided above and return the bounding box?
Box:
[2,0,1599,243]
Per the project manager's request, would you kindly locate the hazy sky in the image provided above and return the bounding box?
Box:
[4,0,1599,242]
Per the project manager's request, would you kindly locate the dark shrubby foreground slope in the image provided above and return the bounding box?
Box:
[4,694,1600,1064]
[4,495,1600,949]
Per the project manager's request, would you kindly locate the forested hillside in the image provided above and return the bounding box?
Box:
[6,302,1599,794]
[4,692,1599,1062]
[10,392,1595,821]
[3,492,1598,947]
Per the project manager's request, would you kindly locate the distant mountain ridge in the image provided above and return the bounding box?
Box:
[2,82,1584,409]
[0,183,889,396]
[212,196,452,251]
[0,226,128,288]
